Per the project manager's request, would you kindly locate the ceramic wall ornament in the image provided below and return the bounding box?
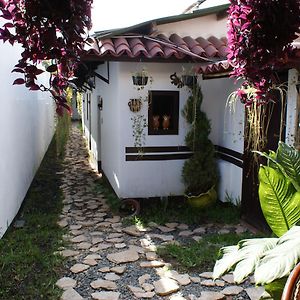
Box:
[162,115,171,130]
[152,115,160,130]
[128,98,142,113]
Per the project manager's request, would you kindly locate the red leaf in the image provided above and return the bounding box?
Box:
[12,68,25,73]
[46,64,57,73]
[13,78,25,85]
[29,84,40,91]
[35,68,44,75]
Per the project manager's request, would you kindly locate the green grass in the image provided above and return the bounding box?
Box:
[0,139,66,300]
[123,198,241,227]
[157,232,267,273]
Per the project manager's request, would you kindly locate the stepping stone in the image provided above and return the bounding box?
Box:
[110,266,126,274]
[172,274,191,286]
[84,254,101,260]
[149,234,174,242]
[192,236,203,242]
[245,287,265,300]
[96,221,111,227]
[92,237,104,245]
[142,283,154,292]
[90,231,103,236]
[133,291,155,298]
[56,277,77,290]
[222,274,235,284]
[201,279,215,287]
[70,263,89,274]
[190,276,201,283]
[76,242,92,250]
[107,250,139,264]
[221,286,243,295]
[178,230,193,237]
[58,220,68,228]
[83,258,98,266]
[107,233,123,239]
[122,225,144,237]
[219,229,230,234]
[61,288,83,300]
[128,285,144,293]
[193,227,206,234]
[165,222,178,228]
[71,230,84,236]
[215,280,225,287]
[115,243,127,249]
[199,271,213,279]
[98,267,110,273]
[91,291,120,300]
[106,216,121,223]
[157,225,175,233]
[71,235,87,243]
[198,291,225,300]
[169,295,187,300]
[177,224,189,230]
[90,279,117,290]
[60,249,79,257]
[129,245,145,254]
[153,278,180,296]
[105,273,120,281]
[106,237,124,243]
[140,261,165,268]
[145,252,157,261]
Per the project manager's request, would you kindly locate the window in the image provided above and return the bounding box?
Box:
[148,90,179,135]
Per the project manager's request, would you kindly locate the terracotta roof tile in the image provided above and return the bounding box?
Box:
[183,36,206,56]
[195,37,218,57]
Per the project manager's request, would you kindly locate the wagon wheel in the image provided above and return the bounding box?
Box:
[120,199,140,216]
[282,262,300,300]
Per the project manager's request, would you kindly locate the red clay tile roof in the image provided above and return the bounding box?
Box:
[85,34,228,63]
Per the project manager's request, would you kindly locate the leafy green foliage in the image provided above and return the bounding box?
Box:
[213,226,300,299]
[257,143,300,236]
[182,85,218,195]
[259,166,300,237]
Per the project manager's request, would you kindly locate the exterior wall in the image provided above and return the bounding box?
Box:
[201,77,244,204]
[84,61,244,203]
[118,62,191,198]
[157,13,227,39]
[0,40,55,237]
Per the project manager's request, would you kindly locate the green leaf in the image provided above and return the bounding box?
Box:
[233,238,277,283]
[264,277,287,300]
[276,142,300,188]
[258,166,300,237]
[255,226,300,285]
[212,245,239,279]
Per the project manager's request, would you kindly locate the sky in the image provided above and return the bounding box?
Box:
[91,0,229,33]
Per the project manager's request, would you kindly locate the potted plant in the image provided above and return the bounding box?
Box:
[182,84,219,208]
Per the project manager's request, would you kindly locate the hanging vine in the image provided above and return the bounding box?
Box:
[227,0,300,151]
[0,0,93,114]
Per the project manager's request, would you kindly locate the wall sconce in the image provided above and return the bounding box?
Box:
[97,95,103,110]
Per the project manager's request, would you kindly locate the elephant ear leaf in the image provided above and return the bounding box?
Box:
[258,166,300,237]
[276,142,300,188]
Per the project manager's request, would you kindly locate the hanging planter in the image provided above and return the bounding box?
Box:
[128,98,142,113]
[132,75,148,86]
[181,75,197,87]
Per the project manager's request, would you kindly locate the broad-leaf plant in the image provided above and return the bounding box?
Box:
[0,0,93,114]
[213,142,300,299]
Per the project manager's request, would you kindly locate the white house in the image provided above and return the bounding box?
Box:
[80,4,300,227]
[0,22,55,238]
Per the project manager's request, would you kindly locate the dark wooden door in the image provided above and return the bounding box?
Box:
[241,73,287,231]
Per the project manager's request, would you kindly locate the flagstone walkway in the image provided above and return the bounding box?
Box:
[56,124,265,300]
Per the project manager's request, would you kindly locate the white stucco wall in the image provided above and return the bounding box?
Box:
[201,77,244,204]
[157,13,227,39]
[0,41,55,237]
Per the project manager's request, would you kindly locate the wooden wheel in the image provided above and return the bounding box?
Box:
[282,263,300,300]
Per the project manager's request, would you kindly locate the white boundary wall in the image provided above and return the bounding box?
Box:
[0,38,55,237]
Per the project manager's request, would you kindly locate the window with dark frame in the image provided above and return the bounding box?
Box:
[148,90,179,135]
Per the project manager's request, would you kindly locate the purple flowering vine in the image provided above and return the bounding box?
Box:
[0,0,93,115]
[227,0,300,105]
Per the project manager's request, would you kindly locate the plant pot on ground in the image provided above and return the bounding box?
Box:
[182,84,219,208]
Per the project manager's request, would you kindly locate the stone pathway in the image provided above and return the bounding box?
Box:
[56,124,265,300]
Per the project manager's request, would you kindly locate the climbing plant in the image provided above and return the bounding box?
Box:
[228,0,300,106]
[0,0,93,114]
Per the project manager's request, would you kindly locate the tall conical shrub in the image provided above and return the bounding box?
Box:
[182,84,219,195]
